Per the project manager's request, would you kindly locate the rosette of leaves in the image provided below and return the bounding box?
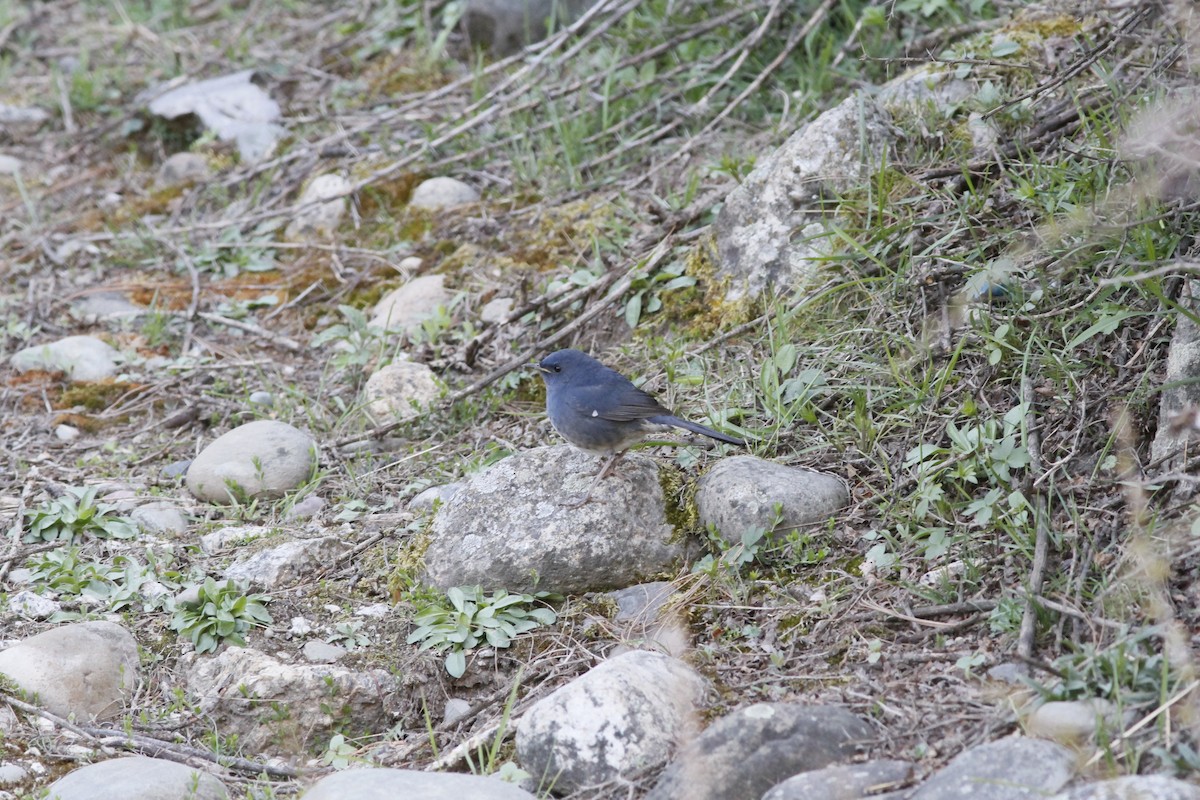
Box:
[23,486,137,543]
[169,577,272,654]
[407,586,558,678]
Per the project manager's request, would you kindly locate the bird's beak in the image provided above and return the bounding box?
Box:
[535,362,550,374]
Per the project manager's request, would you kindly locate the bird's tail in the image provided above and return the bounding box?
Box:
[649,415,746,447]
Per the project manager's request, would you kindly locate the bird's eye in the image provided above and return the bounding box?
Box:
[553,365,561,372]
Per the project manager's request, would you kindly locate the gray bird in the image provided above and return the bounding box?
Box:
[537,349,745,504]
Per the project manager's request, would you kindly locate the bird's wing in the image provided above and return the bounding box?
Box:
[563,382,669,422]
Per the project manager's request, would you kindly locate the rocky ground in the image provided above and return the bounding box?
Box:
[2,0,1200,799]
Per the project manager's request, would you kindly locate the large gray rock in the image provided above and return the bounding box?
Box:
[909,736,1074,800]
[302,767,535,799]
[425,445,692,594]
[714,93,893,301]
[0,621,138,720]
[515,650,706,794]
[696,456,848,540]
[186,646,401,755]
[645,704,873,800]
[45,756,229,800]
[10,335,121,381]
[186,420,317,504]
[762,759,915,800]
[370,274,451,333]
[1051,776,1200,800]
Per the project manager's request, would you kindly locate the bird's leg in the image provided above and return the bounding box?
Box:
[561,452,627,507]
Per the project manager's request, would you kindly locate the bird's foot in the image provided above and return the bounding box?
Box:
[559,491,594,508]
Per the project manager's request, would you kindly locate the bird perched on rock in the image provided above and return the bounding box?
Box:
[537,348,745,505]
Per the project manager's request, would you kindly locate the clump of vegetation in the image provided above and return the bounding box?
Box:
[407,586,558,678]
[23,487,137,543]
[169,578,273,654]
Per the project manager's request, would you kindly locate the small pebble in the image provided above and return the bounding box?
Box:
[248,391,274,406]
[55,424,79,442]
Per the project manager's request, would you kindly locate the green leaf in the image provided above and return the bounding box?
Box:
[445,651,466,678]
[624,292,643,328]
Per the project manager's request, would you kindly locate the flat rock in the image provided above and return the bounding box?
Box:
[44,756,229,800]
[1051,776,1200,800]
[143,69,282,162]
[363,361,443,425]
[285,173,352,240]
[186,420,317,504]
[1026,699,1118,744]
[156,152,212,186]
[200,524,275,554]
[370,274,451,333]
[646,703,874,800]
[696,456,848,539]
[409,177,479,209]
[0,621,138,720]
[0,103,49,135]
[9,590,60,620]
[10,335,121,381]
[302,767,535,799]
[425,445,691,594]
[909,736,1074,800]
[515,650,707,794]
[224,535,348,590]
[606,581,688,656]
[186,646,402,755]
[68,291,144,324]
[762,759,914,800]
[130,501,189,535]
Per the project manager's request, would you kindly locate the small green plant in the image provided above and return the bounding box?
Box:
[407,586,558,678]
[326,621,370,650]
[693,525,769,576]
[897,403,1032,559]
[623,259,696,329]
[27,547,171,612]
[320,733,359,770]
[23,487,138,543]
[694,505,788,577]
[311,304,391,372]
[169,578,272,654]
[186,226,278,279]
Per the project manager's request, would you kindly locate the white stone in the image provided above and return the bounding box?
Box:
[285,173,352,241]
[409,176,479,209]
[369,274,451,334]
[0,621,138,720]
[186,420,316,504]
[44,756,229,800]
[10,336,120,381]
[362,361,443,425]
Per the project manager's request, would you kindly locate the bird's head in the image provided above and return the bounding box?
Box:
[536,349,596,386]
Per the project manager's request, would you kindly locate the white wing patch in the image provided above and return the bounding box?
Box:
[591,410,599,417]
